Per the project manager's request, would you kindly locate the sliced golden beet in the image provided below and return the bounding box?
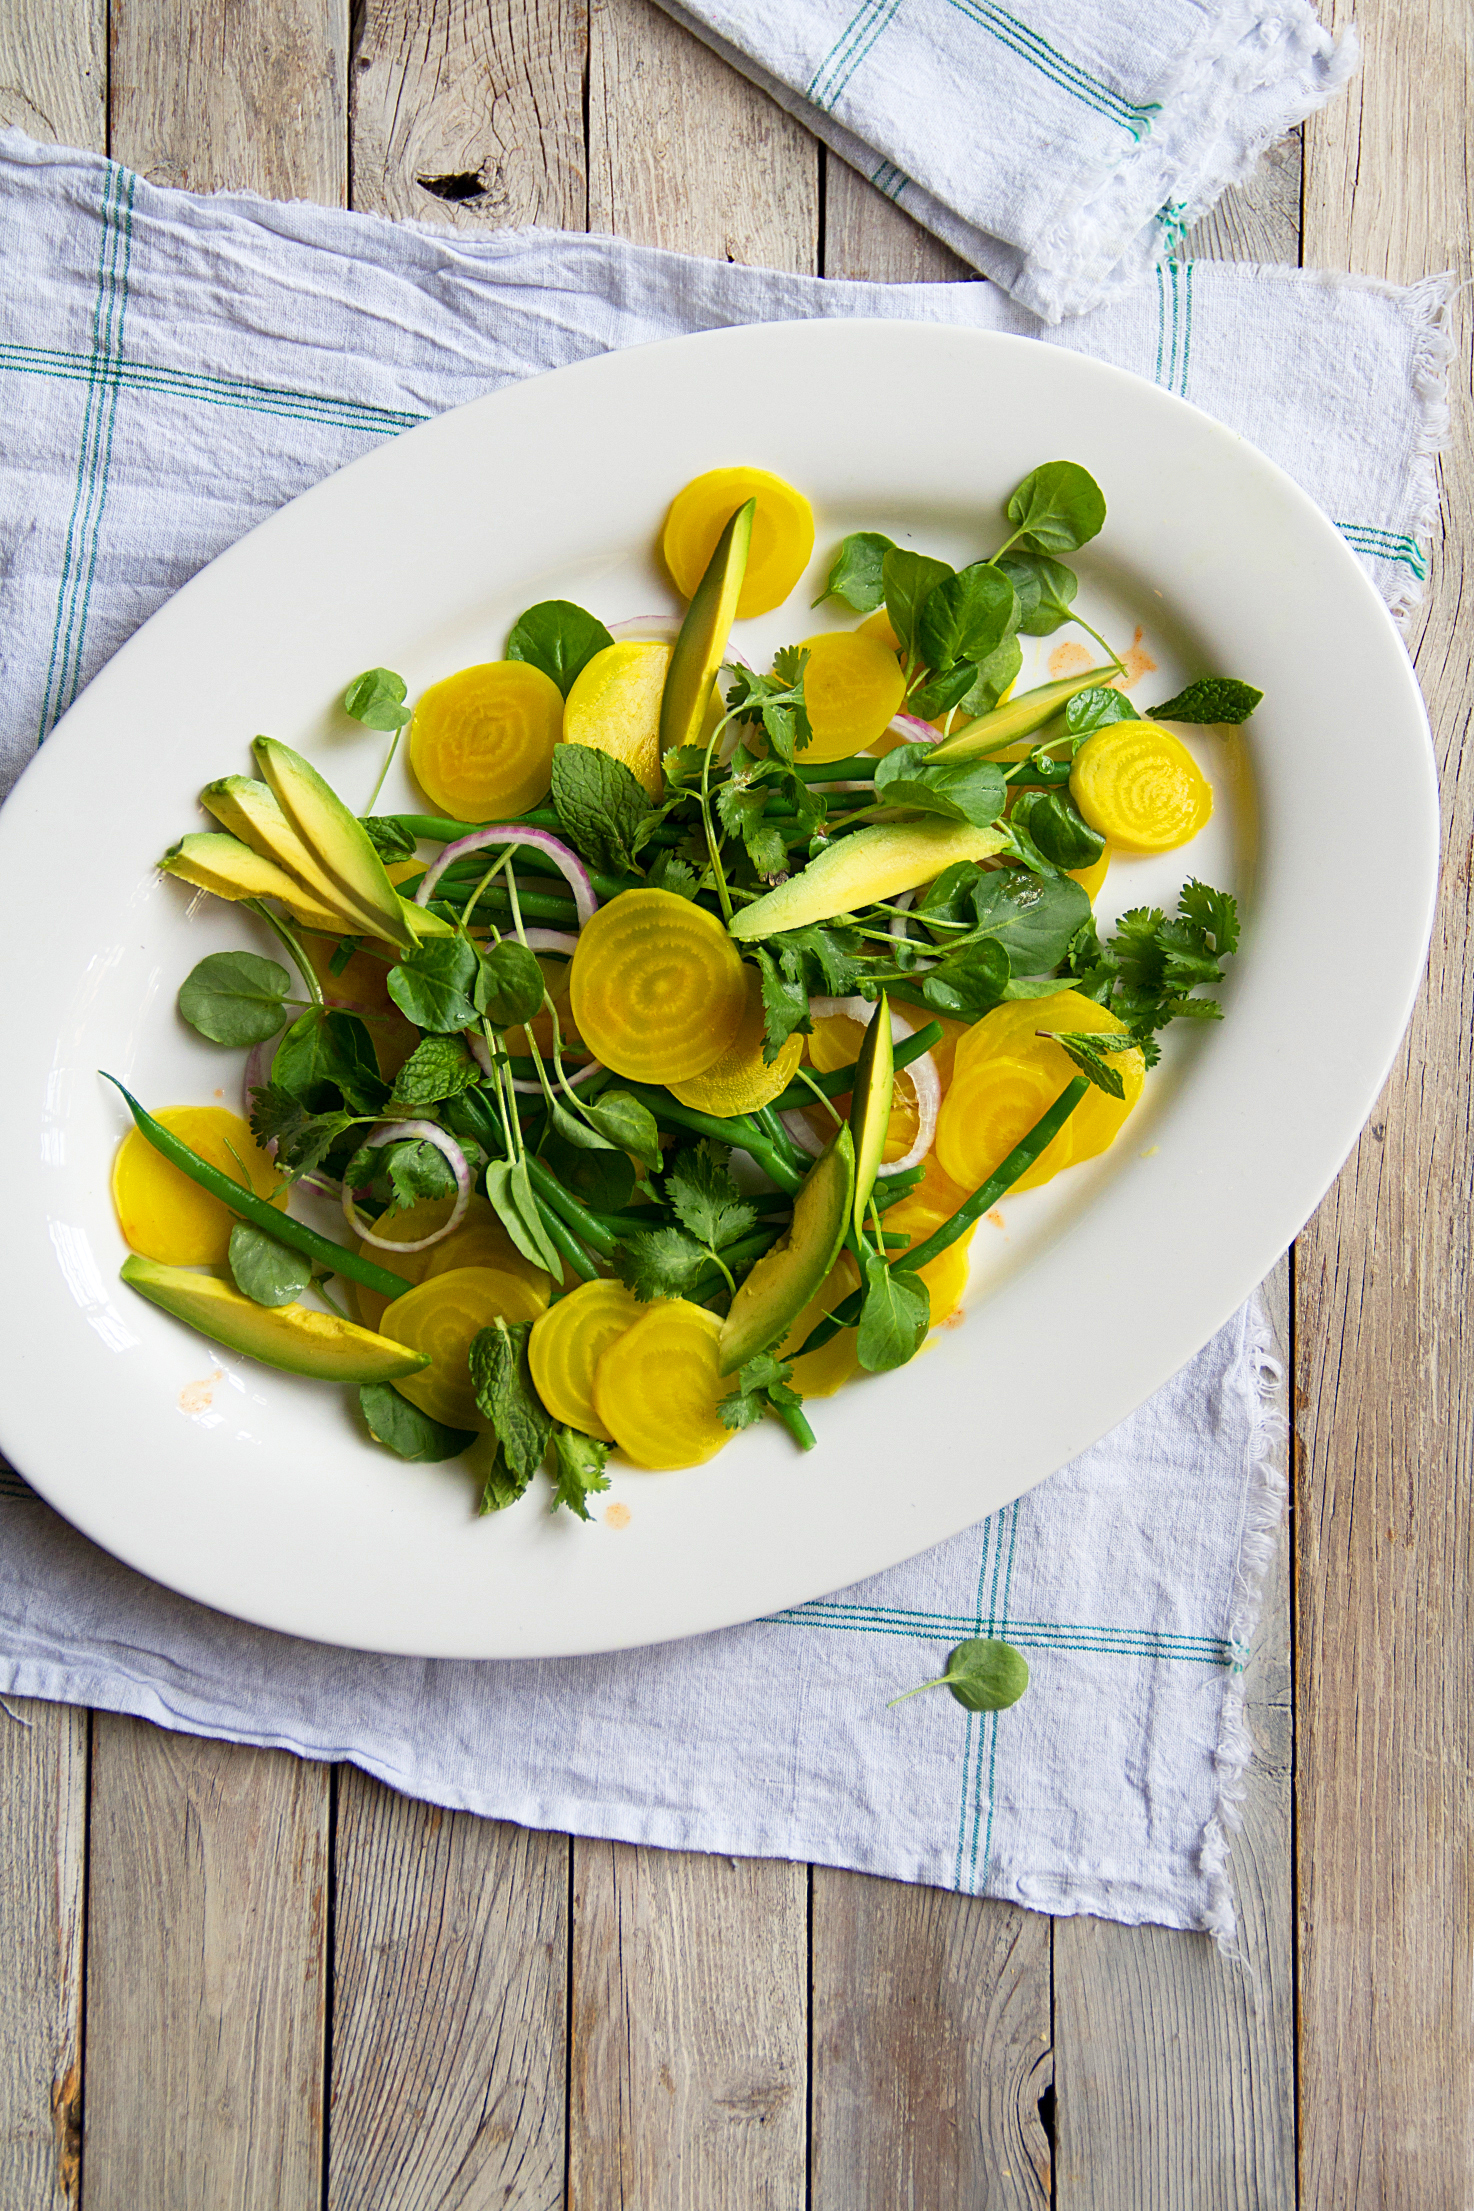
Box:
[564,641,670,800]
[528,1279,643,1441]
[379,1265,548,1430]
[663,470,813,619]
[668,963,803,1116]
[112,1106,283,1267]
[593,1299,733,1470]
[570,888,747,1085]
[408,661,563,822]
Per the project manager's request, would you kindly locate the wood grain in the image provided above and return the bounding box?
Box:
[349,0,586,231]
[810,1875,1052,2208]
[83,1717,328,2211]
[0,1698,86,2211]
[327,1771,568,2211]
[1299,0,1474,2199]
[568,1843,807,2209]
[1184,129,1303,268]
[822,155,970,284]
[0,0,104,148]
[588,0,818,268]
[109,0,349,202]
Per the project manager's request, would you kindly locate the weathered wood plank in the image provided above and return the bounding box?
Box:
[822,156,970,284]
[349,0,586,232]
[569,1843,807,2208]
[810,1874,1052,2208]
[327,1770,567,2211]
[0,1698,86,2211]
[1184,129,1303,267]
[83,1717,328,2211]
[1299,0,1474,2198]
[109,0,349,203]
[0,0,104,148]
[588,0,818,268]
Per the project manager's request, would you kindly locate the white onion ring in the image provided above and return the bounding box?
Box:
[464,1024,605,1096]
[414,827,597,927]
[242,1035,277,1129]
[606,615,682,642]
[887,888,938,975]
[341,1119,472,1251]
[805,996,940,1174]
[779,1108,826,1159]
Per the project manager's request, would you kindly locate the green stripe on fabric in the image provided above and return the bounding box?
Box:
[61,169,139,719]
[0,343,426,435]
[769,1599,1228,1662]
[869,159,909,202]
[1336,522,1428,577]
[1180,258,1195,398]
[943,0,1159,138]
[807,0,903,110]
[951,1513,995,1890]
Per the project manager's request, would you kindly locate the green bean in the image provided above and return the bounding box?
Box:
[532,1199,600,1286]
[524,1156,623,1261]
[623,1089,804,1195]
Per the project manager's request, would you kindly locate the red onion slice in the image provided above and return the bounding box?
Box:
[779,1108,826,1160]
[606,615,682,642]
[414,827,597,928]
[885,710,943,746]
[464,1024,604,1096]
[341,1119,472,1251]
[805,996,940,1175]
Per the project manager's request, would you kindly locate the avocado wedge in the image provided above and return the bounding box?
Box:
[121,1256,430,1384]
[160,831,348,932]
[848,995,894,1238]
[252,738,417,950]
[729,820,1008,940]
[659,498,754,757]
[718,1125,854,1375]
[202,775,385,939]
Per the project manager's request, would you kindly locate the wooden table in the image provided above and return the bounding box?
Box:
[0,3,1466,2203]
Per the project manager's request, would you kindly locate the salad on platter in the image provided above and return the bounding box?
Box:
[107,459,1257,1522]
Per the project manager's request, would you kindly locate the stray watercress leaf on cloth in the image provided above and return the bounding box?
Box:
[890,1636,1030,1712]
[388,936,480,1033]
[1005,461,1106,555]
[361,816,417,862]
[470,1318,554,1480]
[389,1032,481,1110]
[916,561,1018,671]
[506,600,614,697]
[227,1221,313,1307]
[997,551,1079,636]
[1149,677,1263,724]
[551,743,651,873]
[178,950,292,1047]
[359,1384,476,1463]
[882,549,952,654]
[342,666,411,730]
[814,530,896,612]
[874,745,1008,830]
[666,1141,758,1254]
[475,938,545,1028]
[551,1427,612,1519]
[612,1224,708,1302]
[856,1254,930,1372]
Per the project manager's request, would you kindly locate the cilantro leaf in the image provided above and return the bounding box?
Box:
[717,1352,804,1433]
[645,850,698,899]
[771,923,862,999]
[724,656,814,763]
[550,745,652,873]
[551,1428,612,1520]
[666,1141,758,1253]
[1177,878,1239,956]
[717,780,789,877]
[1149,678,1262,725]
[247,1086,357,1179]
[388,1033,481,1111]
[612,1225,708,1302]
[753,946,811,1064]
[469,1319,554,1480]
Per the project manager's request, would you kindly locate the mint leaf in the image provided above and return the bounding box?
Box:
[506,600,613,697]
[227,1222,312,1307]
[359,1384,476,1462]
[389,1033,481,1110]
[469,1319,553,1480]
[666,1141,757,1253]
[1149,678,1262,725]
[361,816,417,862]
[814,531,895,612]
[1045,1030,1131,1099]
[551,1427,612,1520]
[178,951,291,1048]
[342,667,411,730]
[550,744,651,873]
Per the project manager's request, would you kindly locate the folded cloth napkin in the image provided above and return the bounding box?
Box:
[0,134,1447,1930]
[654,0,1357,319]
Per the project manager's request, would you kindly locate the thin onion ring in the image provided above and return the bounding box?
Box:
[341,1119,472,1251]
[414,827,596,928]
[805,996,941,1175]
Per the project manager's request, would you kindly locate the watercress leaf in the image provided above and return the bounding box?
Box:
[905,661,981,721]
[227,1222,313,1307]
[583,1090,662,1172]
[644,850,698,899]
[999,974,1082,1002]
[342,666,411,730]
[542,1130,636,1212]
[270,1008,341,1111]
[917,861,983,931]
[939,1636,1030,1712]
[1177,879,1239,957]
[1064,685,1139,738]
[612,1225,707,1302]
[753,946,811,1064]
[389,1032,480,1110]
[475,939,546,1028]
[815,531,896,612]
[873,745,1008,829]
[916,561,1018,671]
[361,816,417,862]
[1149,677,1263,725]
[1005,461,1106,554]
[548,1097,619,1156]
[550,743,650,874]
[666,1141,758,1253]
[483,1157,563,1282]
[387,936,480,1032]
[551,1427,612,1519]
[856,1253,931,1373]
[505,600,614,697]
[1009,788,1105,871]
[324,1010,391,1114]
[997,551,1079,635]
[178,950,292,1048]
[920,937,1010,1020]
[882,549,953,653]
[359,1384,476,1463]
[969,868,1092,974]
[1047,1030,1129,1098]
[468,1317,553,1480]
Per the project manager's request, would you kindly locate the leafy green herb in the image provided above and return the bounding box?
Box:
[342,667,411,730]
[485,1157,564,1280]
[644,849,699,899]
[717,779,789,877]
[667,1141,758,1254]
[582,1090,662,1172]
[1009,788,1105,871]
[541,1131,636,1212]
[227,1222,313,1307]
[389,1032,481,1110]
[754,946,812,1064]
[359,1384,476,1463]
[612,1223,708,1302]
[505,600,614,697]
[966,869,1092,975]
[1064,685,1139,739]
[470,1318,554,1481]
[1149,678,1263,725]
[873,745,1008,830]
[1045,1030,1139,1099]
[882,549,952,654]
[916,561,1018,671]
[388,937,480,1033]
[856,1253,930,1372]
[551,1427,612,1519]
[889,1636,1030,1712]
[920,937,1010,1020]
[718,1352,804,1432]
[550,744,652,873]
[475,939,546,1029]
[814,531,896,612]
[272,1007,388,1114]
[247,1086,357,1179]
[723,654,813,763]
[953,635,1023,719]
[997,551,1079,636]
[177,951,292,1047]
[1004,461,1106,555]
[346,1135,459,1212]
[905,660,984,722]
[1074,880,1239,1062]
[361,817,417,863]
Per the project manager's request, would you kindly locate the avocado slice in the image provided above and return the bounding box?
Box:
[121,1255,431,1383]
[201,775,384,938]
[252,738,418,950]
[729,820,1008,940]
[659,498,755,757]
[718,1125,855,1375]
[160,831,348,932]
[848,996,894,1238]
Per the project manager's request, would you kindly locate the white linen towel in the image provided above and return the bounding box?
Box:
[0,133,1447,1930]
